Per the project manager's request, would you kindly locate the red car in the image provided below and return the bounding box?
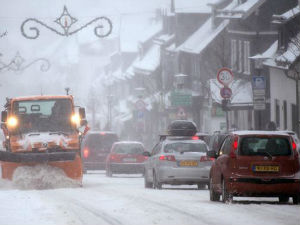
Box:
[106,141,147,176]
[208,131,300,204]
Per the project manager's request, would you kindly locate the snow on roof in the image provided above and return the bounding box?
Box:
[217,0,266,19]
[272,5,300,24]
[133,44,160,75]
[177,18,229,54]
[209,79,253,105]
[276,32,300,66]
[250,40,278,59]
[263,32,300,69]
[175,0,220,14]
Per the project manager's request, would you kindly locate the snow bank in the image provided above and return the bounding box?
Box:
[12,164,80,190]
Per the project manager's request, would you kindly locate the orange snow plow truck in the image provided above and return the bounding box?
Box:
[0,95,87,182]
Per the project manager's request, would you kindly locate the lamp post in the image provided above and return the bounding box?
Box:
[107,95,114,131]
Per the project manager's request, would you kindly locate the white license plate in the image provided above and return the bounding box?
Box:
[123,158,137,162]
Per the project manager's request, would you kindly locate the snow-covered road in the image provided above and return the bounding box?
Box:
[0,171,299,225]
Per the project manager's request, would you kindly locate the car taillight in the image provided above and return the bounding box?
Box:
[200,156,214,162]
[159,155,176,161]
[83,148,89,158]
[230,136,238,158]
[110,154,117,160]
[292,141,299,158]
[192,136,199,140]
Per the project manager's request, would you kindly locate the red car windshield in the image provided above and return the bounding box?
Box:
[240,137,291,156]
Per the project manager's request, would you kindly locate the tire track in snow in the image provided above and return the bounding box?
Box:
[41,191,123,225]
[89,186,211,225]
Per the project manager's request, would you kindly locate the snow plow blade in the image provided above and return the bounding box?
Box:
[0,151,76,163]
[0,153,83,181]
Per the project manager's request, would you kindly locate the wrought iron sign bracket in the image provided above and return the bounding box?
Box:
[21,6,113,39]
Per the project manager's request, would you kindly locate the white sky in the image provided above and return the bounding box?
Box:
[0,0,169,107]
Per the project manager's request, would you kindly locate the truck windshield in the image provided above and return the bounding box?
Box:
[12,99,75,133]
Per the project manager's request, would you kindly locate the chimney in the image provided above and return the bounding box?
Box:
[211,4,217,29]
[171,0,175,13]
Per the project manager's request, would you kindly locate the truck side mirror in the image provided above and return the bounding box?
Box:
[1,111,7,123]
[79,107,86,119]
[80,119,88,126]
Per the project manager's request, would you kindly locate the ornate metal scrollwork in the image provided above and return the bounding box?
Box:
[21,6,113,39]
[0,52,50,73]
[0,31,7,38]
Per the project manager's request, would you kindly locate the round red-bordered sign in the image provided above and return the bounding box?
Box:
[217,68,234,86]
[220,87,232,99]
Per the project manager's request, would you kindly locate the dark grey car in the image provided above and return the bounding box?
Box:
[144,138,213,189]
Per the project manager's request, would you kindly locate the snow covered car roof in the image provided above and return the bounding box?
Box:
[231,130,291,136]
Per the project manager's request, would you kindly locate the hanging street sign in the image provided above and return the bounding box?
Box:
[220,87,232,99]
[217,68,234,86]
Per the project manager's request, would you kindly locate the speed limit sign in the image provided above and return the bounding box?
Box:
[217,68,234,86]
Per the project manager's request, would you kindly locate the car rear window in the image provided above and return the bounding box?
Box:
[164,142,208,153]
[240,137,291,156]
[84,133,118,152]
[113,144,144,154]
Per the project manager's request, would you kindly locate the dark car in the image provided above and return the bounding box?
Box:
[208,130,300,204]
[106,141,147,176]
[81,131,119,172]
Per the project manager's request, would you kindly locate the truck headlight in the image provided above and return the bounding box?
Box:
[7,116,18,128]
[71,114,80,125]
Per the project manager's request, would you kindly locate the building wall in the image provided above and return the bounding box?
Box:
[269,67,296,130]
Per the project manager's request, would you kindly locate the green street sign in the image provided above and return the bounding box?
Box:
[170,91,192,106]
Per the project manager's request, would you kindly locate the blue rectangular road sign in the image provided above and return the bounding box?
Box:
[252,76,266,89]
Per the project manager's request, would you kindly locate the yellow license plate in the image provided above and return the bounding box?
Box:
[253,165,279,172]
[179,160,198,167]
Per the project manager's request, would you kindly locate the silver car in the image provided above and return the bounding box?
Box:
[144,138,213,189]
